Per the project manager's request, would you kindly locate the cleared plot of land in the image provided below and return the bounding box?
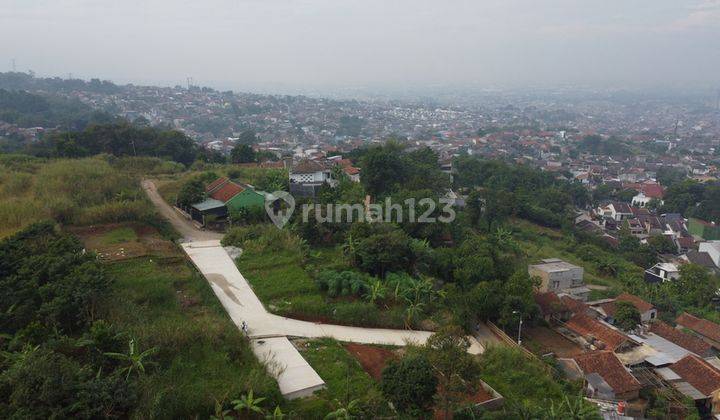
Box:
[523,325,585,358]
[69,222,177,261]
[344,342,397,381]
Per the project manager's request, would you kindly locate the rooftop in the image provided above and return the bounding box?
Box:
[210,181,245,203]
[648,320,712,357]
[530,259,582,273]
[669,355,720,397]
[191,198,226,212]
[573,351,642,395]
[292,159,328,174]
[565,313,635,351]
[597,293,654,317]
[675,312,720,343]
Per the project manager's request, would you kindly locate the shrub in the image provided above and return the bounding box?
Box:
[381,354,437,413]
[332,302,381,326]
[223,225,307,256]
[315,270,370,298]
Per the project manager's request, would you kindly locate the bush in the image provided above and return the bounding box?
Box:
[332,302,381,326]
[80,200,153,225]
[223,225,307,256]
[315,270,370,298]
[381,354,437,414]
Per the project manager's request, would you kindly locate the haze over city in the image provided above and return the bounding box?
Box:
[3,1,720,419]
[2,0,720,94]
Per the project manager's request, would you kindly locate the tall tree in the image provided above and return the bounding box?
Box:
[231,143,256,163]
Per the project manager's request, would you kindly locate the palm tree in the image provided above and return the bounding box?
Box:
[104,338,157,380]
[324,399,360,420]
[341,233,360,266]
[232,390,266,417]
[364,279,387,304]
[596,258,619,276]
[493,226,521,255]
[404,299,425,329]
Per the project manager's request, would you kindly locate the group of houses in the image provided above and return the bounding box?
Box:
[530,259,720,417]
[182,154,362,226]
[575,198,720,284]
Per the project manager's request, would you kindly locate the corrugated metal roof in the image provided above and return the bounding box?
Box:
[673,381,707,400]
[655,367,681,381]
[630,332,698,366]
[191,198,226,211]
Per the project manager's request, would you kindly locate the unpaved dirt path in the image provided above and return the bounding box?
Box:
[141,179,223,242]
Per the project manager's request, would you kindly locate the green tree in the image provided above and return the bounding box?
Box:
[324,399,361,419]
[231,143,257,163]
[424,326,481,419]
[380,354,437,414]
[647,235,676,255]
[613,301,640,331]
[176,178,205,207]
[674,264,718,307]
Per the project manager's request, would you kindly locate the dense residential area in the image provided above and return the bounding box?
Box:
[1,67,719,420]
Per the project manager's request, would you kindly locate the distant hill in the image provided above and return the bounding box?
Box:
[0,71,120,94]
[0,88,116,130]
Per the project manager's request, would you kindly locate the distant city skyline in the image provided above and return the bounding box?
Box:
[2,0,720,95]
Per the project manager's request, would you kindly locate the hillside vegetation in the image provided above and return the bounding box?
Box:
[0,154,174,238]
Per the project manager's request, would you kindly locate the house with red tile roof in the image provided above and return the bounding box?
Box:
[534,292,572,322]
[205,177,229,194]
[649,320,715,358]
[189,178,267,226]
[563,313,638,351]
[568,351,642,401]
[657,355,720,415]
[594,293,657,324]
[676,313,720,350]
[210,181,245,203]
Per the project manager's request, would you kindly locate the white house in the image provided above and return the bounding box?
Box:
[645,262,681,283]
[289,159,332,184]
[632,192,653,208]
[289,159,334,197]
[597,202,634,222]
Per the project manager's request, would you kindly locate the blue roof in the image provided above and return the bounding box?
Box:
[191,198,226,211]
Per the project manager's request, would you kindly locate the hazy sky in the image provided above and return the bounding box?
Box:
[1,0,719,92]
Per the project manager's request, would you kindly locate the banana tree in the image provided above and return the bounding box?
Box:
[104,338,158,380]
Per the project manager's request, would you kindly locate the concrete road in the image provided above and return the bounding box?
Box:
[144,182,485,398]
[182,240,484,398]
[183,240,485,350]
[141,179,222,242]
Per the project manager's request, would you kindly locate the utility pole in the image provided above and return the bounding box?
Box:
[512,310,523,345]
[11,58,15,72]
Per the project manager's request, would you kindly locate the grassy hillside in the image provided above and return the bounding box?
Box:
[0,154,177,238]
[102,251,281,416]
